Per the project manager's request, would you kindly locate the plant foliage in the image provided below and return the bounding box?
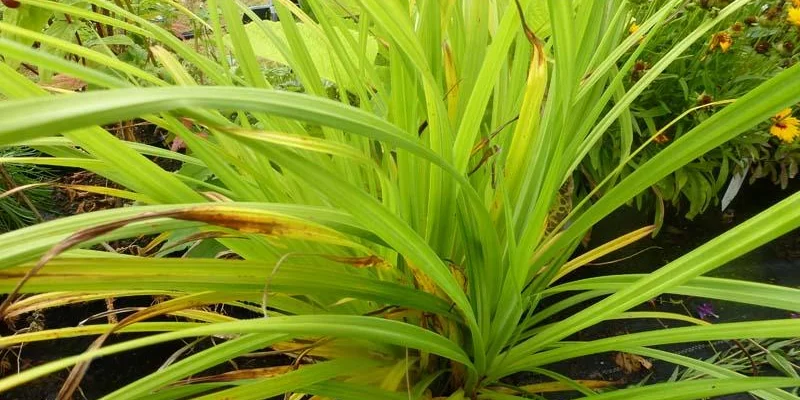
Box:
[0,0,799,399]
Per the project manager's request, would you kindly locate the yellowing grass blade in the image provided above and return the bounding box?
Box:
[552,225,654,282]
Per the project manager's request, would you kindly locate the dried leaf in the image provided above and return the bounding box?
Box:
[492,379,620,394]
[170,21,191,37]
[170,132,209,152]
[41,74,87,91]
[614,352,653,374]
[185,366,295,383]
[170,136,187,152]
[448,262,467,293]
[323,254,391,269]
[408,261,443,299]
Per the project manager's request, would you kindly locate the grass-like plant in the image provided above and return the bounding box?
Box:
[0,148,51,231]
[0,0,799,399]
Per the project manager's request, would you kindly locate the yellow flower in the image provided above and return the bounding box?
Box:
[629,22,645,44]
[709,32,733,53]
[789,7,800,26]
[719,36,732,52]
[770,108,800,143]
[794,0,800,8]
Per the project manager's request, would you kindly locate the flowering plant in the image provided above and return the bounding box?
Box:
[586,0,800,220]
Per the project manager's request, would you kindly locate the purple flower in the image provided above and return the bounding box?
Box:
[696,303,719,320]
[791,313,799,319]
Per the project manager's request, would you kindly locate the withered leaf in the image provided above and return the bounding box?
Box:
[323,254,390,268]
[170,21,191,38]
[41,74,87,91]
[185,366,295,383]
[614,352,653,374]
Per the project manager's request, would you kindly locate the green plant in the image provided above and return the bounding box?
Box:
[586,0,800,220]
[0,148,51,232]
[0,0,799,399]
[665,338,800,386]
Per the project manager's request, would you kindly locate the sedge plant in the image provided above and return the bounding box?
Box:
[0,0,799,399]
